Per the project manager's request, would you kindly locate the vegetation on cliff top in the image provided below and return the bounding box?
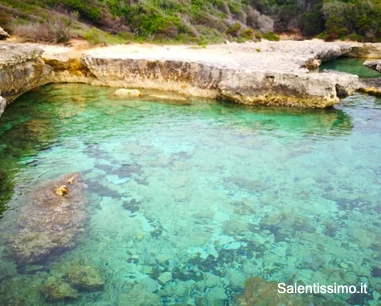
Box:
[0,0,381,44]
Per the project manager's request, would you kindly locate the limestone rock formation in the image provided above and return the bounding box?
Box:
[9,173,88,265]
[82,54,358,108]
[0,40,364,113]
[348,43,381,58]
[0,43,52,107]
[363,59,381,73]
[0,27,9,40]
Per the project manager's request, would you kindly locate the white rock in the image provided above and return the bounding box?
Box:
[207,287,228,300]
[157,272,172,285]
[114,88,140,97]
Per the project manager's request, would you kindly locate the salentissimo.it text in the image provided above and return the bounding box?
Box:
[278,282,368,294]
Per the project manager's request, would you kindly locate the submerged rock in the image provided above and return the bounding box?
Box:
[114,88,141,97]
[40,277,79,302]
[66,265,104,291]
[9,172,88,265]
[118,284,160,306]
[359,78,381,97]
[157,272,172,285]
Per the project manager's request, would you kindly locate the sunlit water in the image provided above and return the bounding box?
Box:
[0,84,380,306]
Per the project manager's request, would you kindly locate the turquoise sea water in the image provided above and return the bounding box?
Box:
[0,84,380,305]
[320,57,381,78]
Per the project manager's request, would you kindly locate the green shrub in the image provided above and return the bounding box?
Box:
[347,33,365,42]
[226,22,241,37]
[263,31,280,41]
[83,27,104,44]
[133,13,181,38]
[240,28,254,40]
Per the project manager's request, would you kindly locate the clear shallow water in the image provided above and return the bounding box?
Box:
[320,57,381,78]
[0,84,380,305]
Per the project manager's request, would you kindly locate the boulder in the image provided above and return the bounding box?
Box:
[9,172,88,265]
[40,277,79,302]
[301,58,321,70]
[363,59,381,73]
[66,265,104,291]
[0,27,9,40]
[114,88,141,97]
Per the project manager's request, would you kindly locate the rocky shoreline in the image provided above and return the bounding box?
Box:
[0,40,381,115]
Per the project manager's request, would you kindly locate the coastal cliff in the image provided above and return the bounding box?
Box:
[0,40,368,115]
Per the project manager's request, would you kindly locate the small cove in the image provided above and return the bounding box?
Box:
[0,83,380,305]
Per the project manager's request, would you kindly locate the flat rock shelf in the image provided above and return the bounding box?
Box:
[0,40,368,114]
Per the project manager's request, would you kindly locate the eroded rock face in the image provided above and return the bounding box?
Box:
[9,173,88,265]
[0,41,363,112]
[348,43,381,58]
[82,56,358,108]
[0,43,53,106]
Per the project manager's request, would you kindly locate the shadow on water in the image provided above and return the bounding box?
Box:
[215,100,353,137]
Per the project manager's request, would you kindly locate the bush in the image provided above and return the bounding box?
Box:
[347,33,365,42]
[226,22,241,37]
[239,28,253,39]
[263,31,280,41]
[133,13,180,38]
[83,27,104,44]
[13,15,74,44]
[298,9,325,37]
